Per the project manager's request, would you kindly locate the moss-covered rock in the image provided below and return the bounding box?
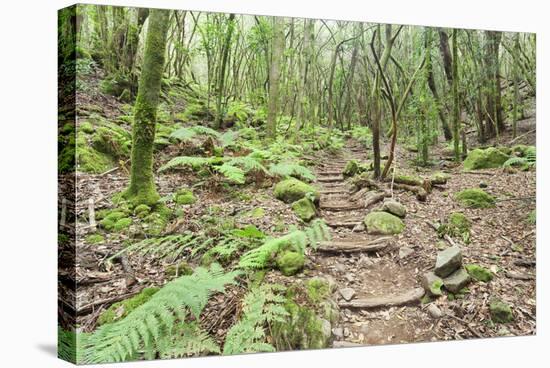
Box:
[133,204,151,218]
[75,131,112,173]
[431,172,451,185]
[92,125,132,159]
[438,212,471,243]
[342,159,369,178]
[165,261,193,277]
[463,147,509,171]
[490,299,514,323]
[143,205,172,236]
[175,188,196,205]
[364,211,405,235]
[306,278,332,304]
[97,287,159,326]
[276,251,305,276]
[113,217,132,231]
[455,188,495,208]
[99,211,127,231]
[511,144,535,157]
[274,178,320,204]
[85,233,105,244]
[79,121,94,134]
[291,197,316,222]
[465,264,493,282]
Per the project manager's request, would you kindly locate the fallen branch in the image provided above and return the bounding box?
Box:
[505,270,535,280]
[509,129,535,145]
[363,190,391,208]
[77,287,143,316]
[393,183,427,201]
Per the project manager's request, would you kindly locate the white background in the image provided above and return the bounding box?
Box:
[0,0,547,367]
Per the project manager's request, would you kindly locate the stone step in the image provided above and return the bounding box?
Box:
[317,176,345,183]
[318,170,343,176]
[320,189,350,195]
[318,237,391,253]
[320,202,364,211]
[325,220,361,228]
[338,288,425,309]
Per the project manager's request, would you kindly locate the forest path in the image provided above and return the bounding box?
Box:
[310,141,435,347]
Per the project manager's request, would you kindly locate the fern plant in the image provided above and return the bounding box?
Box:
[238,220,330,270]
[268,162,316,182]
[170,125,221,142]
[223,284,288,355]
[82,264,240,364]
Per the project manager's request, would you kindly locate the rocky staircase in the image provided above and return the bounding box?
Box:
[312,141,430,346]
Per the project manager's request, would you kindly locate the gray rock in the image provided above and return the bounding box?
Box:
[360,324,369,334]
[334,263,347,273]
[339,288,356,301]
[332,327,344,339]
[320,318,332,340]
[421,272,443,296]
[443,268,470,293]
[479,181,488,188]
[343,327,351,337]
[358,256,374,268]
[399,246,414,259]
[434,246,463,277]
[382,200,407,218]
[427,304,444,319]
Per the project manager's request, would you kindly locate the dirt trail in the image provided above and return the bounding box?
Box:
[310,141,436,346]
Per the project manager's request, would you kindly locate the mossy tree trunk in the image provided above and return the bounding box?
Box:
[451,29,460,162]
[124,9,170,206]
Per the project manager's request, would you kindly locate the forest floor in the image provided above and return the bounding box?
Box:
[65,70,536,349]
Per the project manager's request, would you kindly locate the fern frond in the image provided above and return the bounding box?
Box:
[227,156,267,173]
[170,127,197,141]
[82,264,239,364]
[220,130,239,148]
[215,163,246,184]
[269,162,316,182]
[158,156,213,172]
[157,322,220,358]
[223,284,288,355]
[109,233,200,263]
[191,125,221,138]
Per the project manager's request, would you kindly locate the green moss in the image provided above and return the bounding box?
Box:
[58,233,70,245]
[306,278,331,304]
[249,207,265,218]
[133,204,151,218]
[165,261,193,277]
[143,205,172,236]
[291,197,316,222]
[97,287,159,326]
[527,210,536,225]
[439,212,471,243]
[511,144,535,158]
[431,172,451,184]
[100,211,127,231]
[465,264,494,282]
[85,233,105,244]
[175,188,197,205]
[463,147,509,171]
[276,251,305,276]
[75,131,112,173]
[92,125,132,158]
[364,211,405,235]
[272,297,330,350]
[274,178,319,204]
[79,121,94,134]
[490,299,514,323]
[342,159,367,178]
[455,188,495,208]
[113,217,132,231]
[394,173,423,186]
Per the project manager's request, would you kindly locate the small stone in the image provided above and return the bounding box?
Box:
[344,274,354,282]
[399,246,414,259]
[434,246,463,277]
[343,327,350,337]
[339,288,356,301]
[382,200,407,218]
[421,272,444,296]
[490,299,514,323]
[427,304,444,319]
[443,268,470,293]
[479,181,488,188]
[320,318,332,340]
[358,256,374,268]
[334,263,346,273]
[360,324,369,334]
[332,327,344,339]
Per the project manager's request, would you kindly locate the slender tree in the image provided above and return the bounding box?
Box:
[452,28,460,161]
[124,9,170,206]
[266,16,285,140]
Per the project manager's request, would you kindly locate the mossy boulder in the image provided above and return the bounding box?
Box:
[364,211,405,235]
[143,206,172,236]
[465,264,493,282]
[455,188,495,208]
[75,131,113,173]
[306,278,333,304]
[165,261,193,277]
[431,172,451,185]
[99,211,127,231]
[438,212,471,243]
[175,188,196,205]
[342,159,369,178]
[133,204,151,218]
[463,147,509,171]
[291,197,316,222]
[97,287,159,326]
[113,217,132,231]
[276,251,305,276]
[511,144,535,157]
[274,178,319,204]
[85,233,105,244]
[79,121,94,134]
[92,125,132,159]
[490,299,514,323]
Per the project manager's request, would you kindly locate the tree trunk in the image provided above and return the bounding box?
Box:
[452,29,460,162]
[215,14,236,128]
[266,17,285,140]
[124,9,170,206]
